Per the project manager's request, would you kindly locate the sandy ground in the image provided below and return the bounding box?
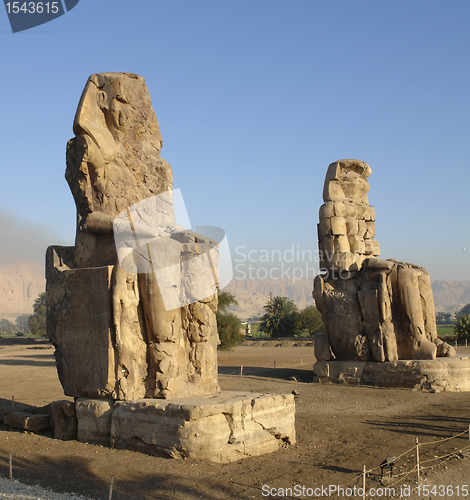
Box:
[0,342,469,500]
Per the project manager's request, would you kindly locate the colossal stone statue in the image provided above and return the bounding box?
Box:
[43,73,296,463]
[313,159,455,362]
[46,73,219,400]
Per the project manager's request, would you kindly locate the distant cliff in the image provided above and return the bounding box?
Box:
[0,253,45,320]
[431,280,470,313]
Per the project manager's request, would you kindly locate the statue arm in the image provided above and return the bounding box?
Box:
[85,212,114,234]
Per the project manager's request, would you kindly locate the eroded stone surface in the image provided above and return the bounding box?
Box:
[50,400,77,441]
[313,160,455,362]
[76,399,114,446]
[362,357,470,391]
[110,392,295,463]
[314,358,470,392]
[314,332,331,361]
[47,73,219,400]
[8,412,51,432]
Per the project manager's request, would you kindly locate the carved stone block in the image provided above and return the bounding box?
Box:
[110,392,296,463]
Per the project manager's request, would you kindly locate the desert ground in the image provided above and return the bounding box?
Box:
[0,341,469,500]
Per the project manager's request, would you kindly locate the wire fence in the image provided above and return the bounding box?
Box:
[340,425,470,499]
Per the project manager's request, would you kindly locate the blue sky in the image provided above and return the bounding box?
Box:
[0,0,469,280]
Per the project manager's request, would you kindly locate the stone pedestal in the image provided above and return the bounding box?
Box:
[50,400,77,441]
[76,392,296,463]
[76,399,114,446]
[313,357,470,392]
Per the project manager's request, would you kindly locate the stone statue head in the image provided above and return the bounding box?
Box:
[65,73,173,268]
[73,72,163,161]
[322,159,372,203]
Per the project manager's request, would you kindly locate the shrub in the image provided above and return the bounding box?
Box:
[455,314,470,341]
[28,293,46,337]
[217,290,243,349]
[297,305,325,335]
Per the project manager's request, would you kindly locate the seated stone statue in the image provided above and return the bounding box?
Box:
[47,73,219,400]
[313,159,455,362]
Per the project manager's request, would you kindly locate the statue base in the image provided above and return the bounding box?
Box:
[313,357,470,392]
[75,391,296,463]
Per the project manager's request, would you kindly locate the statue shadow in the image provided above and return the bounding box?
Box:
[0,396,35,413]
[0,338,51,346]
[218,366,312,382]
[320,465,358,474]
[0,356,56,368]
[362,414,470,439]
[0,450,252,500]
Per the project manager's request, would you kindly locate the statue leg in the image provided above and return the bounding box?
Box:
[378,273,398,362]
[397,267,437,360]
[111,264,126,356]
[138,272,183,398]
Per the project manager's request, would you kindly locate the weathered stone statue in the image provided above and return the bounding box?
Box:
[313,159,455,362]
[46,73,219,400]
[45,73,296,462]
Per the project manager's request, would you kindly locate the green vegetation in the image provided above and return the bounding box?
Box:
[217,290,243,350]
[297,305,325,335]
[259,296,299,338]
[436,311,453,325]
[0,318,16,335]
[28,292,47,337]
[15,314,31,334]
[436,325,455,337]
[457,304,470,318]
[0,314,33,338]
[454,315,470,341]
[257,297,326,339]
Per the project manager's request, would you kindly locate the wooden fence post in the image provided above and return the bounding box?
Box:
[362,465,366,500]
[108,475,114,500]
[415,437,420,482]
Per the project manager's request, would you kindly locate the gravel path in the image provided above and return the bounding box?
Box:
[0,477,94,500]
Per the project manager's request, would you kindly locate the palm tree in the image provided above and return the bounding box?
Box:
[259,296,299,338]
[28,292,47,337]
[455,314,470,341]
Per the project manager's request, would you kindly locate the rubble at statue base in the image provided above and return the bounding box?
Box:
[313,160,470,392]
[42,73,295,462]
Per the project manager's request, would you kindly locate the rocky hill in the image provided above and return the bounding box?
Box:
[431,280,470,313]
[224,278,313,320]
